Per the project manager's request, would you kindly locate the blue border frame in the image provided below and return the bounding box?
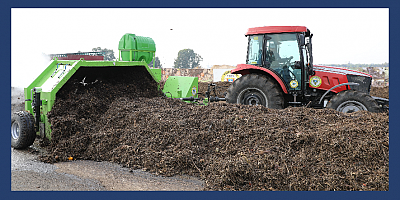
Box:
[3,1,397,200]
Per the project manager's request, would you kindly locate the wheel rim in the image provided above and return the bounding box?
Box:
[337,100,368,113]
[237,88,268,106]
[11,122,20,139]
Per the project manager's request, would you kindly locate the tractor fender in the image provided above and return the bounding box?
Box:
[231,64,288,94]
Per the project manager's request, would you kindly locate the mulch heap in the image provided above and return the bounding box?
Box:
[40,71,389,191]
[370,86,389,99]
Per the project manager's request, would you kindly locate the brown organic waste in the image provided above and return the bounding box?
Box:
[40,71,389,191]
[370,86,389,99]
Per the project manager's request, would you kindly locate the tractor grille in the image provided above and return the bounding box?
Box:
[347,75,371,94]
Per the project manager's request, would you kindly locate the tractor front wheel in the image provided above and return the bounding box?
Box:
[326,90,380,113]
[11,111,36,149]
[226,74,284,109]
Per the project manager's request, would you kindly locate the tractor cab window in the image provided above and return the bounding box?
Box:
[247,35,264,66]
[265,33,302,90]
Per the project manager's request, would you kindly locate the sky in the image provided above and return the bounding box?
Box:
[11,8,388,88]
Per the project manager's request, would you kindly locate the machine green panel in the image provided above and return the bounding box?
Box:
[118,33,156,64]
[162,76,199,98]
[150,68,162,83]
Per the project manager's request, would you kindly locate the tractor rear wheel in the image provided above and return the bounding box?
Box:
[326,90,380,113]
[226,74,284,109]
[11,111,36,149]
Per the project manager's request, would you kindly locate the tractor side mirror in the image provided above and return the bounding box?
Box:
[299,34,305,46]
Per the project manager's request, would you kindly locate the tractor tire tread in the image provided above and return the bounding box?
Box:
[326,90,381,113]
[226,74,284,109]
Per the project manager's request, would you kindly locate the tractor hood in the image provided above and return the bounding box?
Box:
[312,65,372,94]
[313,65,372,78]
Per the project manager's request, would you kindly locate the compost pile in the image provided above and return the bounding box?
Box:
[41,75,389,191]
[370,86,389,99]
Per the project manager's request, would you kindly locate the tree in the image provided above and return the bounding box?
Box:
[148,57,162,68]
[92,47,116,61]
[173,49,203,69]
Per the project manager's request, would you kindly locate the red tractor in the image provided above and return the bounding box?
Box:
[226,26,388,113]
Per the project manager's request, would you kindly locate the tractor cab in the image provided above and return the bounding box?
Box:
[245,26,313,94]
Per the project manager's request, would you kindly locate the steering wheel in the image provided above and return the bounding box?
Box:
[278,56,293,65]
[285,56,294,65]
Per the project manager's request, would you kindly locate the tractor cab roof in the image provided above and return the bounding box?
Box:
[246,26,309,36]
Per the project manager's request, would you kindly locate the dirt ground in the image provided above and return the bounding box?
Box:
[35,69,389,191]
[12,143,203,191]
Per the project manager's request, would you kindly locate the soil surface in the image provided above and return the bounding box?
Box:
[11,142,203,191]
[11,142,105,191]
[38,70,389,191]
[54,160,203,191]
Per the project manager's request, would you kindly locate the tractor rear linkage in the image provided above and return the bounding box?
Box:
[177,83,226,105]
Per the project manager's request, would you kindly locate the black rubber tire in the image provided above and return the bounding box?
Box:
[225,74,284,109]
[326,90,381,113]
[11,111,36,149]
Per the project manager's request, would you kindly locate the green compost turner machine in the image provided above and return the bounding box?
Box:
[11,33,203,149]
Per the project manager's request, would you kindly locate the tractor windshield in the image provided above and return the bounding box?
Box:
[246,35,264,65]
